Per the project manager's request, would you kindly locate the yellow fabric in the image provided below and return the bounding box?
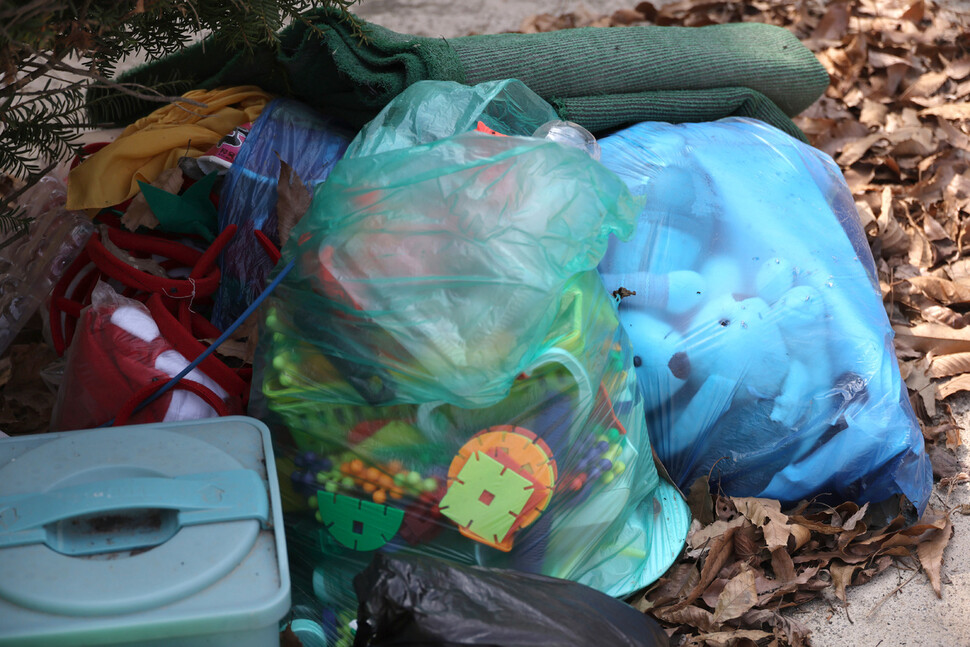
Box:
[67,86,271,211]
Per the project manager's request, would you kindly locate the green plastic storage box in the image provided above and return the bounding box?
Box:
[0,416,289,647]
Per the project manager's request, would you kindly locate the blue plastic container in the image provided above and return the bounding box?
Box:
[0,417,289,647]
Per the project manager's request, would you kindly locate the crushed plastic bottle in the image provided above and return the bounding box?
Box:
[533,120,602,160]
[0,177,93,356]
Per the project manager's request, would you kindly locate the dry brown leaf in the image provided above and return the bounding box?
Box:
[877,187,910,256]
[947,423,963,449]
[789,524,812,551]
[713,566,758,623]
[928,444,961,479]
[906,228,935,268]
[611,8,646,24]
[830,561,860,602]
[701,577,728,609]
[894,323,970,354]
[946,258,970,282]
[842,502,869,532]
[945,56,970,81]
[902,70,950,100]
[917,513,953,597]
[868,51,914,69]
[688,475,716,525]
[762,517,793,553]
[769,547,796,586]
[276,160,313,249]
[900,0,924,21]
[904,356,936,417]
[733,523,761,563]
[928,351,970,378]
[656,605,717,633]
[122,167,182,232]
[920,103,970,120]
[906,275,970,304]
[687,630,772,647]
[859,99,890,128]
[938,373,970,399]
[923,214,952,241]
[689,517,747,551]
[855,200,877,234]
[675,526,739,610]
[731,498,776,526]
[935,117,970,152]
[809,2,849,41]
[838,132,886,166]
[741,609,812,647]
[643,562,701,609]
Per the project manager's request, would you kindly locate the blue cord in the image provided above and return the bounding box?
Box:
[98,258,297,427]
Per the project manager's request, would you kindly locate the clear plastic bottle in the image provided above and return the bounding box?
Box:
[0,176,93,355]
[533,120,602,161]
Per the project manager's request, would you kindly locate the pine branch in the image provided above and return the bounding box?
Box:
[0,0,360,237]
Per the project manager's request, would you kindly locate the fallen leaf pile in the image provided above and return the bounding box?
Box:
[634,491,955,646]
[523,0,969,644]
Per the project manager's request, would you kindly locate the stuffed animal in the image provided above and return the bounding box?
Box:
[664,264,835,483]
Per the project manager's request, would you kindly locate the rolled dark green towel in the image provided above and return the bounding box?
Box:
[90,8,828,139]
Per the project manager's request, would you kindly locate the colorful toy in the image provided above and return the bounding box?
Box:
[316,492,404,552]
[440,426,556,551]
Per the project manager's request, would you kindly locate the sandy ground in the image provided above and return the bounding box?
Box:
[348,2,970,646]
[353,0,639,35]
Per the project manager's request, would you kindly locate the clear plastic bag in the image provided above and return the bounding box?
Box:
[251,81,690,639]
[52,282,241,430]
[0,176,93,356]
[344,79,559,157]
[213,99,352,328]
[596,117,932,512]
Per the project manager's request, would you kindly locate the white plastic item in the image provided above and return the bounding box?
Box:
[0,416,289,647]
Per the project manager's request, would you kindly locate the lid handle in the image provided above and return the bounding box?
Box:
[0,470,268,555]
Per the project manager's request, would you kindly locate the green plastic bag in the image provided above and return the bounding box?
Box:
[345,79,559,157]
[252,81,689,641]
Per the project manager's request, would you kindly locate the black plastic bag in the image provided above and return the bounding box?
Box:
[352,554,669,647]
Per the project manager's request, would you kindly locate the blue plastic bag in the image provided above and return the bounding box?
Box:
[597,117,932,513]
[213,99,351,329]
